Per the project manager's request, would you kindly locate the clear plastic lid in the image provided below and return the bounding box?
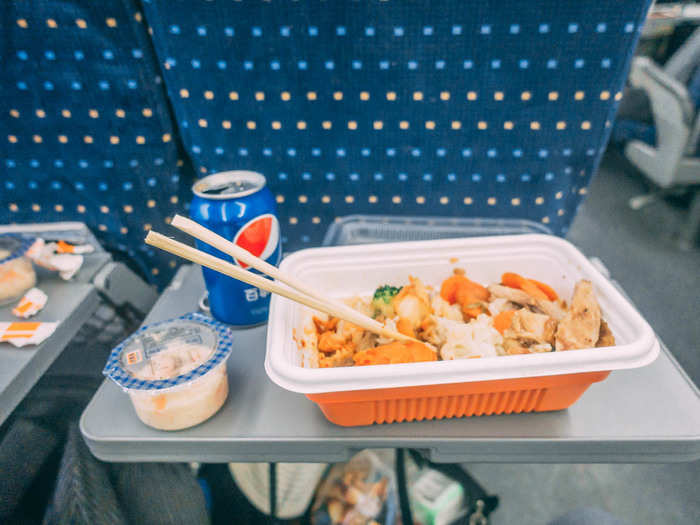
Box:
[104,313,233,391]
[0,234,36,264]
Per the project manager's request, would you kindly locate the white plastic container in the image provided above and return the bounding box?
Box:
[265,235,659,426]
[0,235,37,306]
[104,313,233,431]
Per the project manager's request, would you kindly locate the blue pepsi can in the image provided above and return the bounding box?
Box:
[190,171,281,326]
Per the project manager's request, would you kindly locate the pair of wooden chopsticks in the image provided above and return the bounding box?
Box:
[145,215,416,342]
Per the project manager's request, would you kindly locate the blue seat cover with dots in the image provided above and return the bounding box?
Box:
[141,0,651,249]
[2,0,652,282]
[1,1,194,287]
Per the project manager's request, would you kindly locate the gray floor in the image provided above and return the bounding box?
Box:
[468,151,700,525]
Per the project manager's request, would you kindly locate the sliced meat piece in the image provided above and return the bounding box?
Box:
[555,280,601,350]
[417,315,446,347]
[502,339,553,355]
[502,338,531,355]
[488,284,566,320]
[337,320,365,348]
[313,316,339,334]
[532,298,566,321]
[596,319,615,347]
[319,347,355,368]
[488,283,531,304]
[317,331,348,353]
[487,297,519,316]
[506,308,557,345]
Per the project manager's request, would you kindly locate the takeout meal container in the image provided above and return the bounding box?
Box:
[265,235,659,426]
[104,313,233,431]
[0,234,37,306]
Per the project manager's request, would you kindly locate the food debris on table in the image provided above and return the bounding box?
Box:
[12,288,48,318]
[0,321,58,347]
[0,235,38,305]
[26,238,84,280]
[55,240,95,255]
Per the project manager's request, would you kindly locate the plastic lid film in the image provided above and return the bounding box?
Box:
[104,313,233,391]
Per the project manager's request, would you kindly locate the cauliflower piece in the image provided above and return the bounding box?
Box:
[375,317,399,346]
[431,296,464,321]
[394,294,430,327]
[392,276,432,330]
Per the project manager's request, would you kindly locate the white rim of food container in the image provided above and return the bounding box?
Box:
[264,234,659,394]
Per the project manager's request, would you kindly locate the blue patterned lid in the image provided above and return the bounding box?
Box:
[0,234,36,264]
[103,312,233,391]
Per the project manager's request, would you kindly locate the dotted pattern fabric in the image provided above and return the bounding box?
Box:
[1,1,194,287]
[1,0,653,283]
[142,0,651,249]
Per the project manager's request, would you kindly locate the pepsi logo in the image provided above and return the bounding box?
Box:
[233,214,280,267]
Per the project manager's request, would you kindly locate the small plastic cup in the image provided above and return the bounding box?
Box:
[104,313,233,431]
[0,235,37,306]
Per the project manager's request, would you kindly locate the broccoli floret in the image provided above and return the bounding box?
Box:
[371,285,402,318]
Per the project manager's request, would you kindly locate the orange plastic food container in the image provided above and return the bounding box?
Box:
[265,235,658,427]
[307,371,611,426]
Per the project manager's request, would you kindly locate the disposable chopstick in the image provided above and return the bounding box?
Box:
[145,231,417,343]
[170,215,366,320]
[172,213,420,348]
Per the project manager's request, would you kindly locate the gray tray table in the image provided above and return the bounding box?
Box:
[0,223,107,427]
[81,263,700,463]
[0,222,111,284]
[0,281,100,426]
[0,222,156,426]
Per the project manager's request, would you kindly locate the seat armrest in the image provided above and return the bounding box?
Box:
[628,56,695,126]
[624,57,695,187]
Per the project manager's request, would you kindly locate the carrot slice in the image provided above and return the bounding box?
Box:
[501,272,527,289]
[455,280,489,304]
[519,279,549,301]
[353,341,437,366]
[493,310,516,334]
[440,275,469,304]
[502,272,552,301]
[530,279,559,301]
[396,317,415,337]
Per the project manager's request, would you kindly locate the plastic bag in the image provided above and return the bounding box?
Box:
[311,450,399,525]
[311,450,497,525]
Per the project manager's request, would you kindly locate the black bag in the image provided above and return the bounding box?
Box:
[396,449,499,525]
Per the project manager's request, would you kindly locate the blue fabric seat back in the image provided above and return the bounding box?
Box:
[688,66,700,109]
[141,0,651,249]
[2,1,193,287]
[689,66,700,155]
